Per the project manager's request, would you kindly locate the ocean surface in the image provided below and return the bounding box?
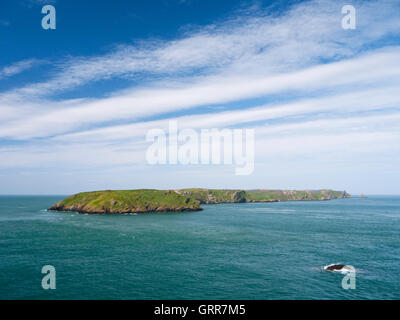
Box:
[0,195,399,300]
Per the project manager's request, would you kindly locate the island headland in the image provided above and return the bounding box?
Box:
[49,189,351,214]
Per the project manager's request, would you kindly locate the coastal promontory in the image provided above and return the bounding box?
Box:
[49,189,351,214]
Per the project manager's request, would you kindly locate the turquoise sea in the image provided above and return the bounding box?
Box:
[0,195,399,300]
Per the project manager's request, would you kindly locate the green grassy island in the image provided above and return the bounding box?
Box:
[49,189,351,214]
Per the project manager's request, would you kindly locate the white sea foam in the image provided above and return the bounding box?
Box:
[324,263,356,274]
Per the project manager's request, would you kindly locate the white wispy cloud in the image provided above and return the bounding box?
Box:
[1,0,400,193]
[0,59,41,80]
[0,46,399,140]
[2,0,399,100]
[45,84,400,144]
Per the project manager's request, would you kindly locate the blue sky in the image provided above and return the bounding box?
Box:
[0,0,400,194]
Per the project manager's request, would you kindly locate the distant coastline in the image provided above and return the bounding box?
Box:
[48,189,351,214]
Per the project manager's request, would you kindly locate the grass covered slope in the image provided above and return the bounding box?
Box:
[245,189,351,202]
[49,189,351,214]
[177,188,350,204]
[49,189,202,214]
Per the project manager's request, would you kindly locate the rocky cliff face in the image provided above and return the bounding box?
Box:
[177,189,247,204]
[178,189,351,203]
